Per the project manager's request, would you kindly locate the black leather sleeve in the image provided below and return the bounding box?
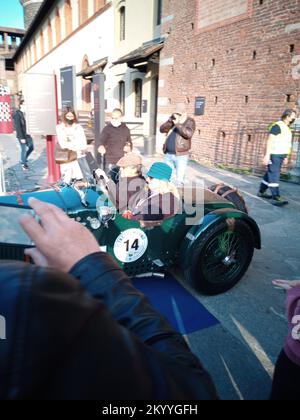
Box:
[70,252,218,400]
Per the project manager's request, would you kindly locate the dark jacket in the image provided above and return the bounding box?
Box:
[0,256,218,400]
[99,123,132,165]
[13,110,27,140]
[160,117,196,156]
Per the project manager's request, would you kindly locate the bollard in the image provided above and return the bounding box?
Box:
[46,135,61,183]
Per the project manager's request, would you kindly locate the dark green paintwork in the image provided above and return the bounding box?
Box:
[0,185,261,276]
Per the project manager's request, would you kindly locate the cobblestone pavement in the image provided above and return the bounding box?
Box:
[0,133,48,193]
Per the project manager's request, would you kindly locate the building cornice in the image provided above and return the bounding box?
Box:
[14,0,111,62]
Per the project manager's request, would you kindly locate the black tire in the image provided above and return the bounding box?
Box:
[184,219,255,295]
[209,184,248,214]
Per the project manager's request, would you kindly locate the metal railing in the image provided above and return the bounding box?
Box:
[0,151,6,194]
[213,127,300,181]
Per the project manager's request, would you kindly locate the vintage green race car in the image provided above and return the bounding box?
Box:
[0,179,261,295]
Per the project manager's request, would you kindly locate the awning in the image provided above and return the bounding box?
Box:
[76,58,108,79]
[113,40,164,68]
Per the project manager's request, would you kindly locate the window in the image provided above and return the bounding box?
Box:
[119,81,125,113]
[55,9,61,45]
[65,0,73,36]
[25,50,29,69]
[134,79,143,118]
[47,20,53,51]
[157,0,162,26]
[79,0,88,25]
[28,48,33,67]
[5,59,14,71]
[120,6,126,41]
[40,30,44,57]
[94,0,105,12]
[33,39,37,63]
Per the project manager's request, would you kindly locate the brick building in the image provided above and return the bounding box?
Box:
[0,27,25,96]
[157,0,300,171]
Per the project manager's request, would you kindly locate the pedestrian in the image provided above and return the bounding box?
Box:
[97,108,132,181]
[160,103,196,186]
[258,109,297,206]
[56,108,87,185]
[12,100,34,171]
[0,197,218,400]
[270,279,300,400]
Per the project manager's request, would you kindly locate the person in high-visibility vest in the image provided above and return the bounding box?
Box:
[258,109,297,206]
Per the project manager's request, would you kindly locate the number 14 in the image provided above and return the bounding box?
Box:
[124,239,139,252]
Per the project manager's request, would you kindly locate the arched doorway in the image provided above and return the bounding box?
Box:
[81,56,91,111]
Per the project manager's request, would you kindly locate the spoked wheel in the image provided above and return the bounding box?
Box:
[184,219,255,295]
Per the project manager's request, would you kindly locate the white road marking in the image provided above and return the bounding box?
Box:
[232,317,274,378]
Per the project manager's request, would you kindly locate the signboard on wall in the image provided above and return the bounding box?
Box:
[195,97,206,116]
[60,66,76,110]
[23,73,57,136]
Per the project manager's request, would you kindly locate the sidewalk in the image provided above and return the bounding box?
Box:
[0,133,48,192]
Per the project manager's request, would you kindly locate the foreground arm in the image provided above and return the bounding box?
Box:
[20,198,218,400]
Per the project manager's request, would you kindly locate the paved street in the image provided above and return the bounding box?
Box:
[185,162,300,400]
[0,133,48,193]
[1,132,300,400]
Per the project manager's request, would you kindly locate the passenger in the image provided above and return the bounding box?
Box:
[96,153,147,212]
[123,162,181,221]
[0,197,219,400]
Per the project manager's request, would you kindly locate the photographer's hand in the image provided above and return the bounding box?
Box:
[20,198,100,272]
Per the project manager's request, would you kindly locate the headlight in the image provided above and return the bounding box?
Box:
[97,206,116,225]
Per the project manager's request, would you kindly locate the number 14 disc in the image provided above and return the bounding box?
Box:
[113,229,149,263]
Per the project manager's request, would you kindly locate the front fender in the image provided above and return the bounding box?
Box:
[180,208,261,270]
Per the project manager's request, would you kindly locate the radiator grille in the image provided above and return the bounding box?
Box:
[0,244,26,261]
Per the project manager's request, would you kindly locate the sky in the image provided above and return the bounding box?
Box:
[0,0,24,29]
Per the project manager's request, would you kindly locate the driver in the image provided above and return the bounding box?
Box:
[123,162,181,221]
[96,153,147,212]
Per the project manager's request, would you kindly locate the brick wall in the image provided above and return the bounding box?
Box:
[158,0,300,169]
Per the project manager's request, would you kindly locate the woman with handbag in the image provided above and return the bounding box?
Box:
[56,109,87,185]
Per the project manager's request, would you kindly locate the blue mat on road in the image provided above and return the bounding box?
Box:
[132,274,219,334]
